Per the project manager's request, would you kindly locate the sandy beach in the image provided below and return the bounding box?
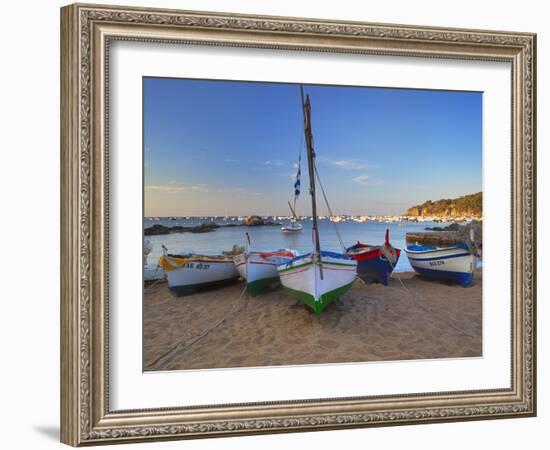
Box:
[144,270,482,371]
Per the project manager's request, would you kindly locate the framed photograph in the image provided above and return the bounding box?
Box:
[60,3,536,446]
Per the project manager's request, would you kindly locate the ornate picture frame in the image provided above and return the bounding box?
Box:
[60,3,536,446]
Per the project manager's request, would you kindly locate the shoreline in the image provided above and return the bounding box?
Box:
[144,270,482,371]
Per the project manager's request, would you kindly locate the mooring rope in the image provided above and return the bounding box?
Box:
[387,260,475,338]
[146,284,249,369]
[379,244,398,264]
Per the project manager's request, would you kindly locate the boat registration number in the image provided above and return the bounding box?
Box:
[429,260,445,267]
[182,262,210,270]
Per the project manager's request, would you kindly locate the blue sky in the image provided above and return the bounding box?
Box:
[144,78,482,217]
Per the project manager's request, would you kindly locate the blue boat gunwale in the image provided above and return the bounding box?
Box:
[277,250,353,267]
[405,242,471,254]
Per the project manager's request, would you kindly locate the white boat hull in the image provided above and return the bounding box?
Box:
[234,249,297,296]
[278,251,357,316]
[159,255,239,296]
[144,263,164,282]
[281,222,303,233]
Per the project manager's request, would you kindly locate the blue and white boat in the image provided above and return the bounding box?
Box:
[404,243,475,287]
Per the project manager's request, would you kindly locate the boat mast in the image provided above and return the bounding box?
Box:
[300,86,322,268]
[288,201,298,219]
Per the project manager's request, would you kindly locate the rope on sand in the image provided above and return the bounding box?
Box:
[146,285,249,370]
[389,269,476,339]
[356,256,475,338]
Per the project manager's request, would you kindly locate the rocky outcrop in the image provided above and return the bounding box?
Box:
[406,221,482,248]
[242,215,278,226]
[424,223,462,232]
[144,217,279,236]
[243,215,265,226]
[404,192,482,218]
[144,222,220,236]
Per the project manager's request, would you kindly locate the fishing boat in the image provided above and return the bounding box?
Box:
[159,245,242,296]
[346,229,401,285]
[278,87,357,318]
[233,234,297,296]
[404,243,475,287]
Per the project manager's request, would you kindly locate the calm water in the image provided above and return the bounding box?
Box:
[143,217,466,272]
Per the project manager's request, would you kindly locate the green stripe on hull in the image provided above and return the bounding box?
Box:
[283,282,354,317]
[247,276,281,296]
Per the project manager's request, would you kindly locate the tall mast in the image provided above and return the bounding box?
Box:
[300,86,322,261]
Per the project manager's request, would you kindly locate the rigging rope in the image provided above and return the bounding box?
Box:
[313,163,347,253]
[292,130,305,215]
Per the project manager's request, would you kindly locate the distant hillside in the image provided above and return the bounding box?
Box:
[404,192,482,217]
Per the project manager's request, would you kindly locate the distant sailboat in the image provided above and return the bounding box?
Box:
[278,87,357,318]
[281,155,303,233]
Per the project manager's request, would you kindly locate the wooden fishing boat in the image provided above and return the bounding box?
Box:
[159,246,241,296]
[234,245,298,296]
[346,229,401,285]
[404,243,475,287]
[278,251,357,316]
[278,86,357,317]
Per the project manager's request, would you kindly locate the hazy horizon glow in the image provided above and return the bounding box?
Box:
[144,78,482,217]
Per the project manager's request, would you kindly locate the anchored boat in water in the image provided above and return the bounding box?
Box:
[347,229,401,285]
[278,86,357,317]
[159,245,242,296]
[404,243,475,287]
[281,220,303,233]
[281,153,303,233]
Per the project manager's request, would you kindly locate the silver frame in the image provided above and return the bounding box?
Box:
[60,3,536,446]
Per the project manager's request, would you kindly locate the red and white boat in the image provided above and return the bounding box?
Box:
[346,229,401,285]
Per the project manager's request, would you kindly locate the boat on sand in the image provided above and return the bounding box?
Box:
[159,245,242,296]
[234,239,297,296]
[346,229,401,285]
[404,243,475,287]
[278,86,357,318]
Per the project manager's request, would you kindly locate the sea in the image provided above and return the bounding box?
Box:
[143,216,479,273]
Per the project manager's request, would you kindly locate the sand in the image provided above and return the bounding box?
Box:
[143,270,482,371]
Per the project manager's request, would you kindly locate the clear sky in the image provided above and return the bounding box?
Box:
[144,77,482,217]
